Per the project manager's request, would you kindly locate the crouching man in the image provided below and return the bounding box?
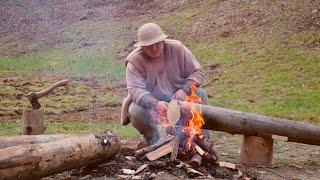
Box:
[122,23,210,148]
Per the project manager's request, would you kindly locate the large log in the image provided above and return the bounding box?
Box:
[178,101,320,146]
[0,135,137,152]
[0,134,74,149]
[0,131,120,180]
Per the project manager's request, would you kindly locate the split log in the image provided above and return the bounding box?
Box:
[146,140,174,161]
[0,134,74,149]
[135,135,174,158]
[0,131,120,180]
[193,143,205,156]
[21,109,44,135]
[218,161,236,169]
[178,101,320,146]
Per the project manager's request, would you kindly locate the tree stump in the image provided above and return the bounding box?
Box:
[240,135,273,167]
[21,109,44,135]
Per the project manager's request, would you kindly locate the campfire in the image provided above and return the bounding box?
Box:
[135,83,218,168]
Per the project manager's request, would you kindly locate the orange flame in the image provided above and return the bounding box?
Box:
[185,83,205,148]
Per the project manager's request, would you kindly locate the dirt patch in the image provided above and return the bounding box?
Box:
[43,149,241,180]
[42,139,320,180]
[48,106,121,123]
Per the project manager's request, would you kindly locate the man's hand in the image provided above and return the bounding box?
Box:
[155,101,169,117]
[172,89,188,101]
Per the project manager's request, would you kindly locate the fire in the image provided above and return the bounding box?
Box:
[185,83,205,148]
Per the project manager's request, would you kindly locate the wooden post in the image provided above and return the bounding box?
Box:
[21,109,44,135]
[240,135,273,167]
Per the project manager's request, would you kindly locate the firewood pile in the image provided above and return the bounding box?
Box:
[45,148,252,180]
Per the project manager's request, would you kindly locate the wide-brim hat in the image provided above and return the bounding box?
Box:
[134,23,168,47]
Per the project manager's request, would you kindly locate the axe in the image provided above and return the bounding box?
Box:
[25,79,69,109]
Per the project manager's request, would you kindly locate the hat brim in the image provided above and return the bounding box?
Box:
[134,34,168,47]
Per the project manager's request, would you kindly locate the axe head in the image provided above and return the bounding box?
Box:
[25,92,41,109]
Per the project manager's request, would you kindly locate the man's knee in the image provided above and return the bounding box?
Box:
[128,102,159,143]
[196,87,208,105]
[129,102,149,121]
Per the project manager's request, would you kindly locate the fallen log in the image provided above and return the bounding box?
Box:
[0,134,74,149]
[178,101,320,146]
[0,131,120,180]
[120,140,140,151]
[0,135,137,152]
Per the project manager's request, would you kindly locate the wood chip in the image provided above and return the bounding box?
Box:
[125,156,134,161]
[116,174,130,179]
[132,175,142,179]
[218,161,236,169]
[135,164,148,174]
[121,168,135,175]
[187,167,204,176]
[176,161,191,168]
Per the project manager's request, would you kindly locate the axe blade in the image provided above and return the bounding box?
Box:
[25,92,41,109]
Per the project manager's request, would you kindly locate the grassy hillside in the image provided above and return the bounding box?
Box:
[0,0,319,136]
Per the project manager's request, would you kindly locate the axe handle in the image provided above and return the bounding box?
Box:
[36,79,69,99]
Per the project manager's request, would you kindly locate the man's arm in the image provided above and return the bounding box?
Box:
[126,63,159,108]
[182,45,205,93]
[173,45,205,100]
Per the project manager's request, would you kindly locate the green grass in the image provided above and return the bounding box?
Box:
[0,120,140,139]
[0,0,319,137]
[0,49,125,79]
[188,32,320,123]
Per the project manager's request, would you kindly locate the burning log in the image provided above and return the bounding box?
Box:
[178,101,320,146]
[0,131,120,180]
